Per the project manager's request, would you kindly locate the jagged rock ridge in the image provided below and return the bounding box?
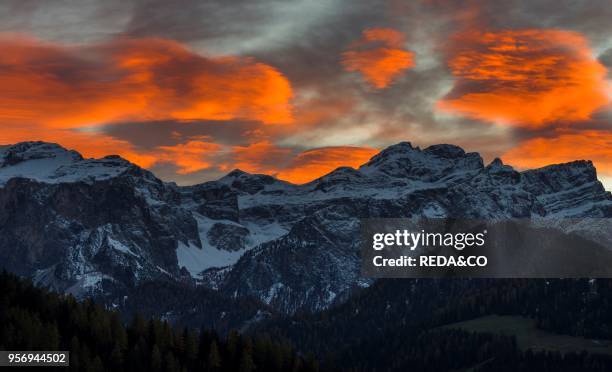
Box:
[0,140,610,315]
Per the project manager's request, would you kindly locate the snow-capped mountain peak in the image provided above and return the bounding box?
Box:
[217,168,295,194]
[485,157,515,174]
[0,141,134,185]
[0,140,610,314]
[359,142,483,181]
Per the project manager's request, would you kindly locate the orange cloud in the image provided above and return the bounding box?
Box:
[212,141,377,184]
[0,34,293,128]
[502,130,612,178]
[0,34,294,176]
[148,139,378,184]
[226,141,292,174]
[438,29,610,127]
[292,94,355,128]
[0,126,158,169]
[158,139,223,174]
[275,146,379,184]
[342,28,415,89]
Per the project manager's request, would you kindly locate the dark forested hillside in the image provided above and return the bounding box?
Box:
[0,271,318,372]
[256,278,612,371]
[3,270,612,371]
[100,279,277,334]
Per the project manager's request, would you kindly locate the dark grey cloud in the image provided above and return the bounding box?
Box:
[419,0,612,44]
[102,120,266,150]
[148,162,228,185]
[0,0,132,43]
[501,0,612,46]
[601,48,612,77]
[124,0,274,42]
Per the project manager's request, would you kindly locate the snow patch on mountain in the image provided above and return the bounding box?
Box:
[176,213,289,277]
[107,236,140,258]
[177,241,246,277]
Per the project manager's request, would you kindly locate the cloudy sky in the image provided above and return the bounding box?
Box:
[1,0,611,188]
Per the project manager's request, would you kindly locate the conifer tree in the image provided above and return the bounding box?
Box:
[151,344,162,372]
[239,339,256,372]
[207,340,221,372]
[110,342,124,371]
[165,351,178,372]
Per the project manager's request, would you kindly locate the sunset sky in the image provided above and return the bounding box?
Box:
[1,0,611,189]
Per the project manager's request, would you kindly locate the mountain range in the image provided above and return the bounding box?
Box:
[0,140,610,328]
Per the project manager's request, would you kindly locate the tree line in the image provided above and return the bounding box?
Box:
[0,271,318,372]
[3,270,612,371]
[257,278,612,371]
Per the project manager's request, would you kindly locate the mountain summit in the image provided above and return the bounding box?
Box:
[0,141,610,318]
[0,141,135,185]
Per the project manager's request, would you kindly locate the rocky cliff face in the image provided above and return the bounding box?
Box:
[0,142,199,298]
[209,144,611,313]
[0,141,610,316]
